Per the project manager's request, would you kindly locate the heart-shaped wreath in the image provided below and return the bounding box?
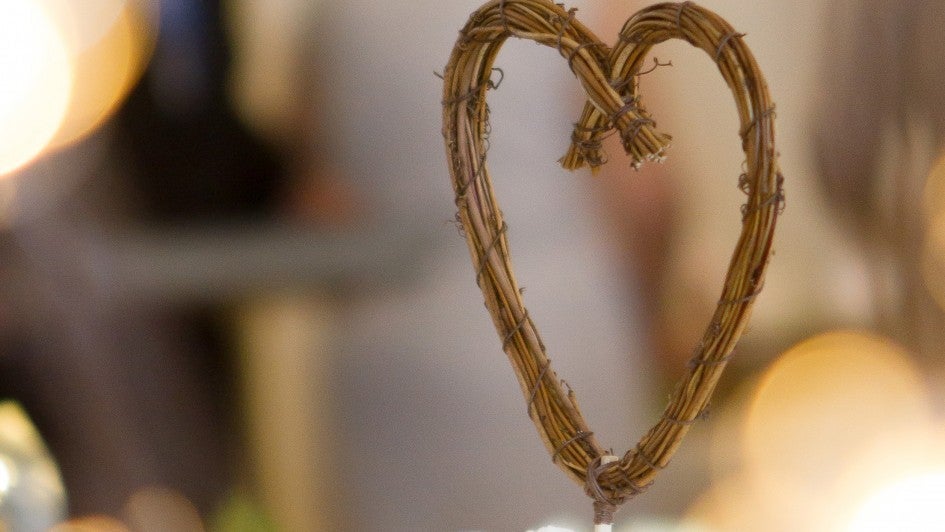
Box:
[441,0,783,524]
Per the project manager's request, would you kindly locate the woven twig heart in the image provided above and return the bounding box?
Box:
[442,0,782,521]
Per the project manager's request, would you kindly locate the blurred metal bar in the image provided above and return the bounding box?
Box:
[107,223,430,303]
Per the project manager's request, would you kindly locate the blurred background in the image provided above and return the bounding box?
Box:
[0,0,943,530]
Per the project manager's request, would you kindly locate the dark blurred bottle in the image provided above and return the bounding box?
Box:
[115,0,284,222]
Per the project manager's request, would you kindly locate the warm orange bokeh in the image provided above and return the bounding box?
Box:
[0,0,155,177]
[688,331,941,530]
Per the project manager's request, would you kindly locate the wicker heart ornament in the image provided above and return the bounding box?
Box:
[441,0,782,523]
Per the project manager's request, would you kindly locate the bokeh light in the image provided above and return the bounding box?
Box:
[0,455,15,495]
[922,152,945,224]
[922,153,945,311]
[690,331,934,530]
[0,0,155,177]
[744,331,932,480]
[43,0,156,149]
[123,486,204,532]
[0,0,72,175]
[0,401,67,529]
[922,213,945,312]
[846,471,945,531]
[831,424,945,531]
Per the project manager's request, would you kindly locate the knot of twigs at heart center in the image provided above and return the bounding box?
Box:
[441,0,783,521]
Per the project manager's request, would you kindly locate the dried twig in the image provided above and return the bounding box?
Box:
[441,0,781,523]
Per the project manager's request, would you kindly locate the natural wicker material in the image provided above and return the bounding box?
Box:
[441,0,782,522]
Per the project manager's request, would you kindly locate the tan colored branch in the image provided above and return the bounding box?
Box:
[441,0,782,515]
